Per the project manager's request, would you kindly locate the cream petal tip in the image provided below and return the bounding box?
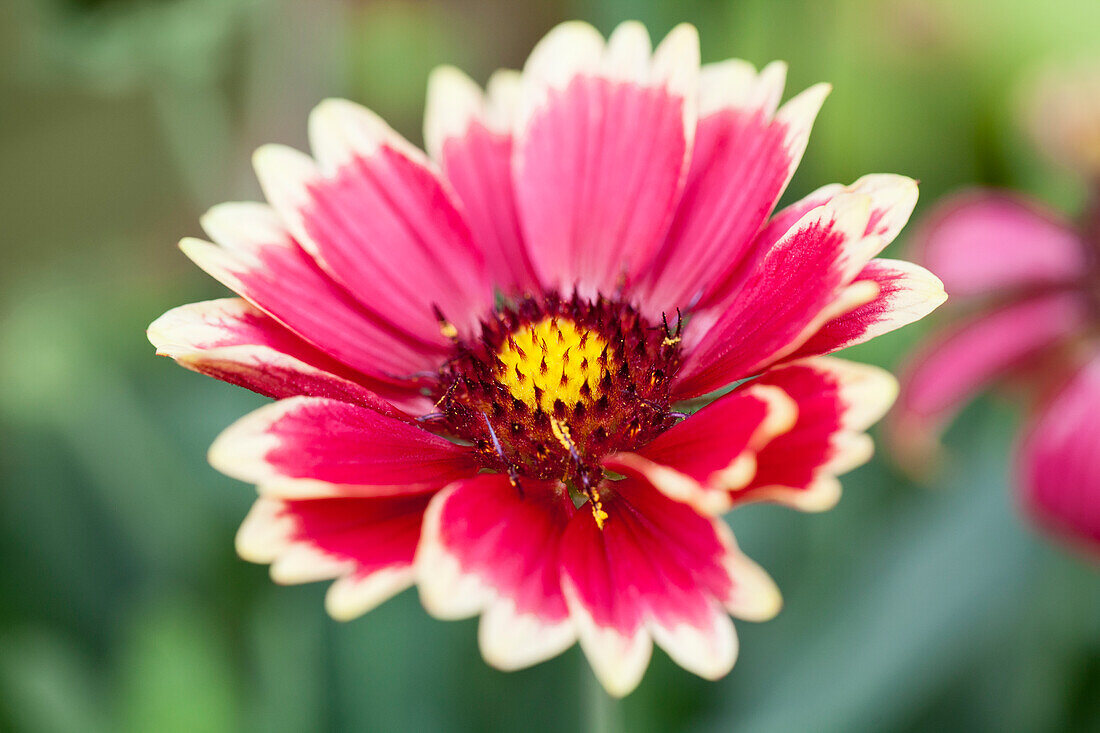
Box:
[607,20,652,57]
[484,69,522,132]
[794,476,844,513]
[524,20,604,83]
[776,82,832,136]
[424,65,484,159]
[648,609,738,680]
[146,306,189,356]
[413,487,492,620]
[563,579,654,697]
[206,399,303,483]
[251,144,319,225]
[477,602,576,672]
[726,557,783,622]
[653,22,700,73]
[269,545,354,585]
[234,499,299,563]
[177,237,251,287]
[251,143,317,181]
[580,627,653,698]
[324,567,414,621]
[199,201,285,250]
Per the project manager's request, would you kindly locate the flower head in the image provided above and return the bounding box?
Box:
[149,20,944,695]
[893,188,1100,556]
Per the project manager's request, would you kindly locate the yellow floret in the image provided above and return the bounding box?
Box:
[496,317,611,412]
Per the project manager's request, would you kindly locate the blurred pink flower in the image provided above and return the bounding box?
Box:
[892,190,1100,557]
[149,20,944,694]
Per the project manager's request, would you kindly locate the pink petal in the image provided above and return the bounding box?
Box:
[736,358,898,511]
[209,397,479,498]
[634,71,831,316]
[415,475,577,670]
[1018,355,1100,556]
[424,67,539,294]
[236,493,431,619]
[785,258,947,362]
[697,173,919,315]
[513,22,699,298]
[148,298,431,414]
[916,191,1085,299]
[674,193,881,399]
[181,202,443,386]
[255,99,493,340]
[603,382,797,513]
[559,474,780,696]
[892,292,1090,462]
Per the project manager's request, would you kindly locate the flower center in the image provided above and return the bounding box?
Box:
[496,316,612,413]
[430,293,682,494]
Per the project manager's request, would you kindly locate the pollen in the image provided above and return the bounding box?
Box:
[589,485,609,530]
[497,317,611,413]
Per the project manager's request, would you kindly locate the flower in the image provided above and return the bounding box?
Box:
[893,58,1100,560]
[149,20,944,695]
[892,189,1100,557]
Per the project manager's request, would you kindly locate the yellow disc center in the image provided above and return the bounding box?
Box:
[496,317,611,413]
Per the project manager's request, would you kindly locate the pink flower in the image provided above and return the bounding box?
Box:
[892,190,1100,558]
[148,21,944,695]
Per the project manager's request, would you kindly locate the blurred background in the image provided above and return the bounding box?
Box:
[1,0,1099,730]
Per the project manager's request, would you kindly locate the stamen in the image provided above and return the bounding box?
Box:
[434,377,460,407]
[483,413,522,496]
[432,304,459,340]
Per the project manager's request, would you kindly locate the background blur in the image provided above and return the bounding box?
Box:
[2,0,1099,730]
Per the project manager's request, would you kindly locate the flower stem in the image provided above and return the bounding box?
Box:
[584,665,623,733]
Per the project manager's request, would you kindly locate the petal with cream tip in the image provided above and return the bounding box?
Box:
[513,21,699,298]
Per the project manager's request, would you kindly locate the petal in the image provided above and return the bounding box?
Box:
[674,193,881,399]
[513,21,699,298]
[603,383,797,514]
[765,174,918,255]
[1018,356,1100,555]
[255,99,493,340]
[697,173,920,314]
[415,475,577,670]
[425,66,539,294]
[635,71,832,315]
[181,202,443,384]
[148,298,430,413]
[735,357,898,511]
[784,258,947,361]
[209,397,479,498]
[916,191,1085,299]
[696,58,787,120]
[891,292,1090,464]
[559,475,780,696]
[236,494,430,619]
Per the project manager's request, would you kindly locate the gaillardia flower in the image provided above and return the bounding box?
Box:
[149,21,944,694]
[893,195,1100,557]
[893,60,1100,560]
